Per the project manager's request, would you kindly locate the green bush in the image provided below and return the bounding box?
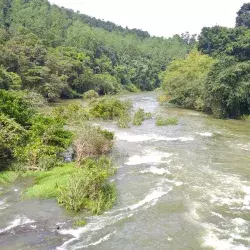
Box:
[204,57,250,118]
[73,125,114,165]
[0,113,26,166]
[125,83,140,92]
[116,112,131,128]
[73,219,87,228]
[132,108,152,126]
[93,74,122,95]
[161,50,215,110]
[83,90,99,100]
[15,115,72,170]
[156,116,179,126]
[89,97,132,120]
[96,127,115,140]
[53,104,89,124]
[58,157,116,214]
[0,90,34,126]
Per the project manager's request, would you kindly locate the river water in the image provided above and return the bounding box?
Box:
[0,92,249,250]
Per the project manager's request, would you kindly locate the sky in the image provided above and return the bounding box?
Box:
[49,0,247,38]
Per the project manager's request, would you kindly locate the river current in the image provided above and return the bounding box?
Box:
[0,92,249,250]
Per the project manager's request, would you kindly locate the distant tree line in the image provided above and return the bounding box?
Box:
[162,3,250,118]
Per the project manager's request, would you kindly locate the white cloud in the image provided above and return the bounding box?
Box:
[49,0,246,37]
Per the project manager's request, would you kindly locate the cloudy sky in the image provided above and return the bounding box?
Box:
[49,0,246,37]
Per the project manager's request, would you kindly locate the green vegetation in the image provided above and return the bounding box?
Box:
[156,116,179,126]
[161,50,215,111]
[242,115,250,121]
[133,108,152,126]
[23,163,76,199]
[0,171,19,185]
[83,90,99,100]
[0,89,116,215]
[23,157,116,214]
[58,157,116,214]
[73,125,114,166]
[89,97,132,120]
[0,0,191,102]
[116,113,131,128]
[73,219,87,228]
[161,3,250,118]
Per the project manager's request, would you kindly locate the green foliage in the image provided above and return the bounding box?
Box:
[157,94,169,105]
[0,0,191,101]
[83,90,99,100]
[241,115,250,121]
[96,127,115,140]
[89,97,132,120]
[73,125,114,165]
[125,83,140,92]
[236,3,250,28]
[58,157,116,214]
[156,116,179,126]
[92,74,122,95]
[0,113,26,165]
[73,220,87,228]
[132,108,152,126]
[204,56,250,118]
[0,90,34,126]
[116,113,131,128]
[161,50,215,110]
[23,163,77,199]
[0,171,19,185]
[53,104,89,124]
[15,115,72,170]
[0,66,22,90]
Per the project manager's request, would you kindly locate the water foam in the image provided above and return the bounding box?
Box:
[140,166,171,175]
[125,151,172,165]
[128,187,170,210]
[202,231,249,250]
[116,132,194,142]
[58,183,171,250]
[197,132,213,137]
[80,231,116,249]
[0,215,35,234]
[0,199,9,210]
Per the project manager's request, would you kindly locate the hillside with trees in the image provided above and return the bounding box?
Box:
[162,3,250,118]
[0,0,192,102]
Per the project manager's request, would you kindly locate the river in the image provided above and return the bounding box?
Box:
[0,92,249,250]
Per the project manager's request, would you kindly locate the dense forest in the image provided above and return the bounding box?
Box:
[0,0,249,214]
[0,0,193,100]
[161,3,250,118]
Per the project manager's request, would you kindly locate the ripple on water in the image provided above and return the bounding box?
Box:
[115,132,194,143]
[197,132,213,137]
[125,150,173,165]
[0,215,35,234]
[186,167,250,250]
[140,166,171,175]
[57,181,172,250]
